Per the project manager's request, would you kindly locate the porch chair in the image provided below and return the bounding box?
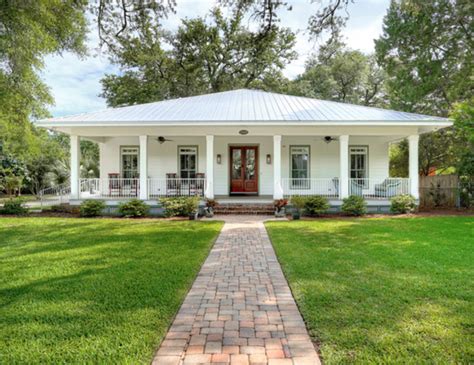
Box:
[374,179,401,198]
[350,179,364,197]
[166,173,179,196]
[192,173,206,196]
[108,173,121,196]
[332,177,339,197]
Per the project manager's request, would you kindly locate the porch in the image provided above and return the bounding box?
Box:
[70,131,420,204]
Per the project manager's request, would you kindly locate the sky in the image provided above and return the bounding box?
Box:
[41,0,390,117]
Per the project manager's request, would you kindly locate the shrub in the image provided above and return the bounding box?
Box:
[160,197,200,217]
[80,200,106,217]
[341,195,367,216]
[290,195,306,212]
[390,194,416,214]
[303,196,330,216]
[1,198,28,215]
[118,199,149,217]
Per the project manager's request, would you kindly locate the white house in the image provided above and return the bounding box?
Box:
[36,89,451,208]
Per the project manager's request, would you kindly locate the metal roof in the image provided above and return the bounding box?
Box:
[39,89,449,125]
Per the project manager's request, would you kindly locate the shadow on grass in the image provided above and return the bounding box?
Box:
[0,218,223,364]
[266,217,474,364]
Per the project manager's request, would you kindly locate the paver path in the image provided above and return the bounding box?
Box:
[153,216,320,365]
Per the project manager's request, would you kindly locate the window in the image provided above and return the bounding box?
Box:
[179,146,197,179]
[121,147,139,178]
[290,146,310,188]
[350,146,368,181]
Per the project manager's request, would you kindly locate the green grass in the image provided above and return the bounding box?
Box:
[266,217,474,364]
[0,217,223,364]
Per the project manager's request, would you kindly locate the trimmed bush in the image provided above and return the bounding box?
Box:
[160,197,200,217]
[1,198,28,215]
[118,199,149,217]
[390,194,416,214]
[291,195,306,212]
[341,195,367,216]
[303,196,330,216]
[80,200,106,217]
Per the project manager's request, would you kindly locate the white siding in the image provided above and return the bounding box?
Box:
[99,135,389,194]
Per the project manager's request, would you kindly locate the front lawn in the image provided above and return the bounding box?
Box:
[0,218,223,364]
[266,217,473,364]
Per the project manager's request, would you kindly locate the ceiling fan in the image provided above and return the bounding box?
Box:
[156,136,173,144]
[323,136,338,144]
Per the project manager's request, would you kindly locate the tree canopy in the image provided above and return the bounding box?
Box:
[101,8,296,106]
[287,40,387,107]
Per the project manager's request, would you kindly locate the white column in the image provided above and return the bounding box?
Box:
[408,134,419,199]
[339,135,349,199]
[70,135,80,199]
[273,135,284,199]
[205,135,214,199]
[139,135,148,200]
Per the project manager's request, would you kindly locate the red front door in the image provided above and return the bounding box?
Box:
[230,146,258,194]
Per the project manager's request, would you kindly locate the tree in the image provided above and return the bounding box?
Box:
[0,0,88,156]
[376,0,473,176]
[375,0,473,117]
[288,41,387,107]
[101,8,296,106]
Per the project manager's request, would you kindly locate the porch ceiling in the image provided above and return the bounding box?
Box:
[43,125,436,140]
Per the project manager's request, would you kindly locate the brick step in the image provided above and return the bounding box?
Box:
[213,204,275,215]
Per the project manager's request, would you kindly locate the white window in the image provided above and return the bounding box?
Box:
[290,146,310,188]
[121,147,139,178]
[179,146,197,179]
[350,146,368,180]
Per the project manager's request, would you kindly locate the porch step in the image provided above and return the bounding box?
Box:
[213,203,275,215]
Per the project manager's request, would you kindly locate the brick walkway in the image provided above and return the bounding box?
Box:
[153,216,320,365]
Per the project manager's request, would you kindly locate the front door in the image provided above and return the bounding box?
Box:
[230,146,258,194]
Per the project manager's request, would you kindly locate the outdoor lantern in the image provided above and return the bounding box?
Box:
[216,154,222,164]
[266,154,271,164]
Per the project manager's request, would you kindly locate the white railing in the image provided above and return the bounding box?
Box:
[39,184,71,207]
[79,178,140,199]
[349,178,410,199]
[148,178,206,198]
[282,178,339,198]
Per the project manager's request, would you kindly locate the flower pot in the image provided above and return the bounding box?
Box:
[274,208,286,218]
[292,211,300,220]
[205,207,214,218]
[188,212,197,220]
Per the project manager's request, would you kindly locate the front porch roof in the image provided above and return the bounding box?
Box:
[37,89,451,129]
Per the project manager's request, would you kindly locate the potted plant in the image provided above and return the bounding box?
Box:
[204,198,218,218]
[290,195,306,220]
[184,196,200,220]
[274,198,288,217]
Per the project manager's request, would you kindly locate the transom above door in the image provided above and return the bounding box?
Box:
[230,146,258,194]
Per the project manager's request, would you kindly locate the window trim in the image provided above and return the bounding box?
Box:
[178,145,199,179]
[349,145,369,181]
[120,145,140,178]
[289,145,311,189]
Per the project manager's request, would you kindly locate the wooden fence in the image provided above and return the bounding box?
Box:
[419,175,460,209]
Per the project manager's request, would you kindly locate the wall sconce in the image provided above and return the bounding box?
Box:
[266,154,272,164]
[216,154,222,164]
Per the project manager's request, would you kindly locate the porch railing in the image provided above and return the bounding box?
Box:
[79,178,140,199]
[282,178,339,198]
[349,178,410,199]
[148,178,206,198]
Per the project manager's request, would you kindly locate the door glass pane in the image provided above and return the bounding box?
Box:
[232,149,242,179]
[245,149,256,180]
